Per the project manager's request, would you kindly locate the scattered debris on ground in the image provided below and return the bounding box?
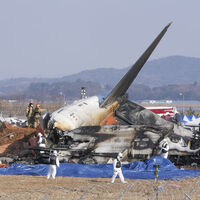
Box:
[0,120,35,159]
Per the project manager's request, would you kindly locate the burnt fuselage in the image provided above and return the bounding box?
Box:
[38,23,200,165]
[45,99,200,165]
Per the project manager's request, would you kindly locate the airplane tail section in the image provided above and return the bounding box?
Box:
[100,22,172,108]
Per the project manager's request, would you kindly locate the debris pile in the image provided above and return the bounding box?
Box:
[0,120,35,158]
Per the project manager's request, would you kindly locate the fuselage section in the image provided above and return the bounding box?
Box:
[48,96,118,131]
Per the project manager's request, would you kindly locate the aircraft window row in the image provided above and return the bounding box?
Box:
[69,113,78,120]
[78,102,88,107]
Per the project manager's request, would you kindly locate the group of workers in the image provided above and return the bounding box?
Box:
[45,140,169,182]
[27,100,169,182]
[33,124,169,182]
[25,101,42,128]
[32,121,170,181]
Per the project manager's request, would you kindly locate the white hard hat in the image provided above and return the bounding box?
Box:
[37,132,42,137]
[53,150,57,156]
[118,152,122,158]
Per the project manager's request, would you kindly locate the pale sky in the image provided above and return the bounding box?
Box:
[0,0,200,80]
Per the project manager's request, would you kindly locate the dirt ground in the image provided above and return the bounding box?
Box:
[0,175,199,200]
[0,122,200,199]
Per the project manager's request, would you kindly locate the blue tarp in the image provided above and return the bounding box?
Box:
[0,157,200,180]
[181,115,200,124]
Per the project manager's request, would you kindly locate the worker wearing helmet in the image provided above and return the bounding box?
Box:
[25,100,34,127]
[160,140,169,159]
[47,150,60,179]
[32,104,42,128]
[37,132,46,154]
[111,152,127,183]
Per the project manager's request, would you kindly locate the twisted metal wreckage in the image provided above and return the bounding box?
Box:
[34,23,200,166]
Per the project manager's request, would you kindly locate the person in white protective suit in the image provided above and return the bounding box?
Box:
[160,140,169,159]
[47,150,60,179]
[37,132,46,154]
[111,152,127,183]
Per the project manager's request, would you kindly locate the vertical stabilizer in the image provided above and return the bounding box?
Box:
[100,23,172,108]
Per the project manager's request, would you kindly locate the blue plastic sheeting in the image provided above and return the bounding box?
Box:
[181,115,197,121]
[0,157,200,180]
[181,115,200,124]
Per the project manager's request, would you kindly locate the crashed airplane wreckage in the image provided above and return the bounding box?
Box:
[33,23,200,165]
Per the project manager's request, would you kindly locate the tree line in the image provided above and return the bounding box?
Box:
[2,80,200,103]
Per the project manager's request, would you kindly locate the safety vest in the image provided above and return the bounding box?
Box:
[49,155,57,165]
[41,137,46,144]
[161,143,169,153]
[161,148,168,153]
[38,136,46,145]
[116,158,122,168]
